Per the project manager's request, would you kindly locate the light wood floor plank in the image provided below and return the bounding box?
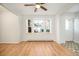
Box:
[0,41,73,56]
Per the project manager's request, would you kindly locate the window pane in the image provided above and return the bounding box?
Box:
[27,19,51,33]
[33,20,44,33]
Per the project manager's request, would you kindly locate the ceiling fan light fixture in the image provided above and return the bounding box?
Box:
[24,3,47,12]
[35,5,40,8]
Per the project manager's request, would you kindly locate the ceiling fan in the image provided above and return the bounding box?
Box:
[24,3,47,12]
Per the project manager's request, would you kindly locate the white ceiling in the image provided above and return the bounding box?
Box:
[66,4,79,13]
[1,3,79,15]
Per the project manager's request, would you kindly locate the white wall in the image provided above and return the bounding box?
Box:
[59,13,75,43]
[20,15,57,41]
[0,5,20,43]
[74,13,79,43]
[55,15,61,43]
[57,13,79,43]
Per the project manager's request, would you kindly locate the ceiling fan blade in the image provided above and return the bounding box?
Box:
[24,4,35,6]
[40,6,47,11]
[36,3,45,5]
[34,8,37,12]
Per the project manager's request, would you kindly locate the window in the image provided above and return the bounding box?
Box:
[65,19,69,30]
[26,18,51,33]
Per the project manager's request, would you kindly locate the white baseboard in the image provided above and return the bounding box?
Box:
[22,39,54,42]
[0,41,20,44]
[0,40,56,43]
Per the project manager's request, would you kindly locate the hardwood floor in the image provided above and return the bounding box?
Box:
[0,41,73,56]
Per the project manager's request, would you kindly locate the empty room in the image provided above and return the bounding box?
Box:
[0,3,79,56]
